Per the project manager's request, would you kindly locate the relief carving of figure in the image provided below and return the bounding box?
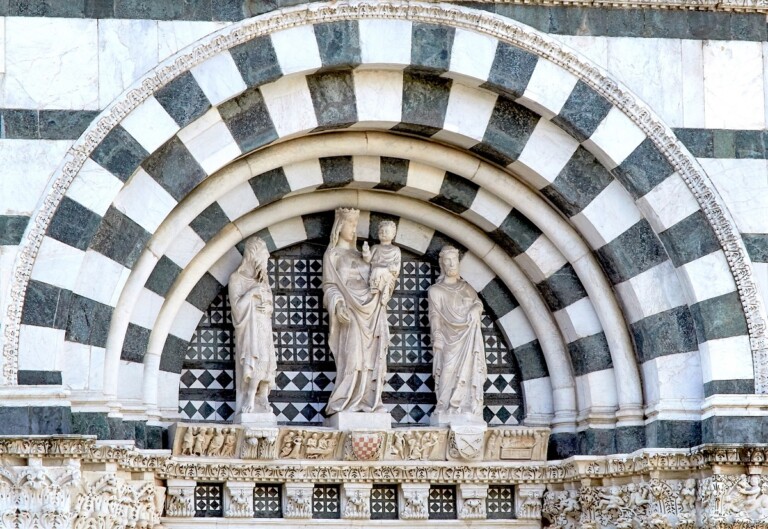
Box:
[323,208,394,414]
[229,236,277,415]
[428,245,487,421]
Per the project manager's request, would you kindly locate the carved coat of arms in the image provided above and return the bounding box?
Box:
[447,426,485,461]
[345,432,385,461]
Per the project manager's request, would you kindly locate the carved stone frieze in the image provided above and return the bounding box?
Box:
[544,478,699,529]
[485,427,550,461]
[241,428,278,460]
[386,430,444,461]
[278,429,341,460]
[175,425,238,458]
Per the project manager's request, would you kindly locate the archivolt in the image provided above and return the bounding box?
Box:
[4,0,762,419]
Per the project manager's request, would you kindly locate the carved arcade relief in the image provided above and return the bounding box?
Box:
[177,426,238,458]
[278,430,340,460]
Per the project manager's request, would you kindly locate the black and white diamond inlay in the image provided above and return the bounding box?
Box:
[179,240,521,425]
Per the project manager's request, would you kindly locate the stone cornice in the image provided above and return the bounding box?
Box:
[5,437,768,484]
[434,0,768,13]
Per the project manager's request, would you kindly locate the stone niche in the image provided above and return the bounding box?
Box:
[169,422,550,462]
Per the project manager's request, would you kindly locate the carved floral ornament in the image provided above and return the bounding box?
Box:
[5,440,768,526]
[3,1,765,393]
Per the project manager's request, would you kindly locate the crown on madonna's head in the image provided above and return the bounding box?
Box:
[335,207,360,221]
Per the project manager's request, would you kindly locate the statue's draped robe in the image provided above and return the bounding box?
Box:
[323,247,389,413]
[428,279,487,416]
[229,271,277,411]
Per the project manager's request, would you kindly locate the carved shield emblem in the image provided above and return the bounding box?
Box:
[448,426,485,461]
[349,432,384,461]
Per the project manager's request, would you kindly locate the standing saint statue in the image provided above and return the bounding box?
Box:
[229,236,277,418]
[428,245,487,424]
[323,208,393,415]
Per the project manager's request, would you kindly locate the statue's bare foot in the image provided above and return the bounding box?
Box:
[242,404,253,413]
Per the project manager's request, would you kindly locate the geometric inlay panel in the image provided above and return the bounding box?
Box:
[179,238,522,425]
[194,483,223,517]
[428,485,457,519]
[486,485,516,519]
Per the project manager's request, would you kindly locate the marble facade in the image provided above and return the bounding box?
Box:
[1,0,768,527]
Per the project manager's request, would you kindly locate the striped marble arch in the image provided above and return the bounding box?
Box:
[7,1,764,455]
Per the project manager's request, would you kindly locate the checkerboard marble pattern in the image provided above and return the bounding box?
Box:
[178,243,522,426]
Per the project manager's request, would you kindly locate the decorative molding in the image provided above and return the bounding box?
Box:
[434,0,768,13]
[4,0,765,393]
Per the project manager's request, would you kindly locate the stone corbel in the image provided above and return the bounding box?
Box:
[341,483,372,519]
[224,481,255,518]
[165,479,196,518]
[516,484,546,520]
[283,483,314,519]
[399,483,430,520]
[458,483,488,520]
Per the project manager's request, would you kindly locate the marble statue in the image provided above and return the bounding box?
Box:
[323,208,393,415]
[229,236,277,418]
[362,220,401,307]
[428,245,487,423]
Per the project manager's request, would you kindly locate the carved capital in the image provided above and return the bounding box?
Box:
[225,481,255,518]
[458,483,488,520]
[165,480,196,518]
[516,484,545,520]
[283,483,313,519]
[341,483,372,519]
[400,484,430,520]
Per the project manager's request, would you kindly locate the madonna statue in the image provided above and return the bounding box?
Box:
[229,236,277,418]
[323,208,392,415]
[428,245,487,425]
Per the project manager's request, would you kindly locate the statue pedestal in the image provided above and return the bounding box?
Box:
[325,411,391,431]
[234,411,277,427]
[430,411,486,428]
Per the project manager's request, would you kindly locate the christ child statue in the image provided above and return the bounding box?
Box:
[362,220,402,306]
